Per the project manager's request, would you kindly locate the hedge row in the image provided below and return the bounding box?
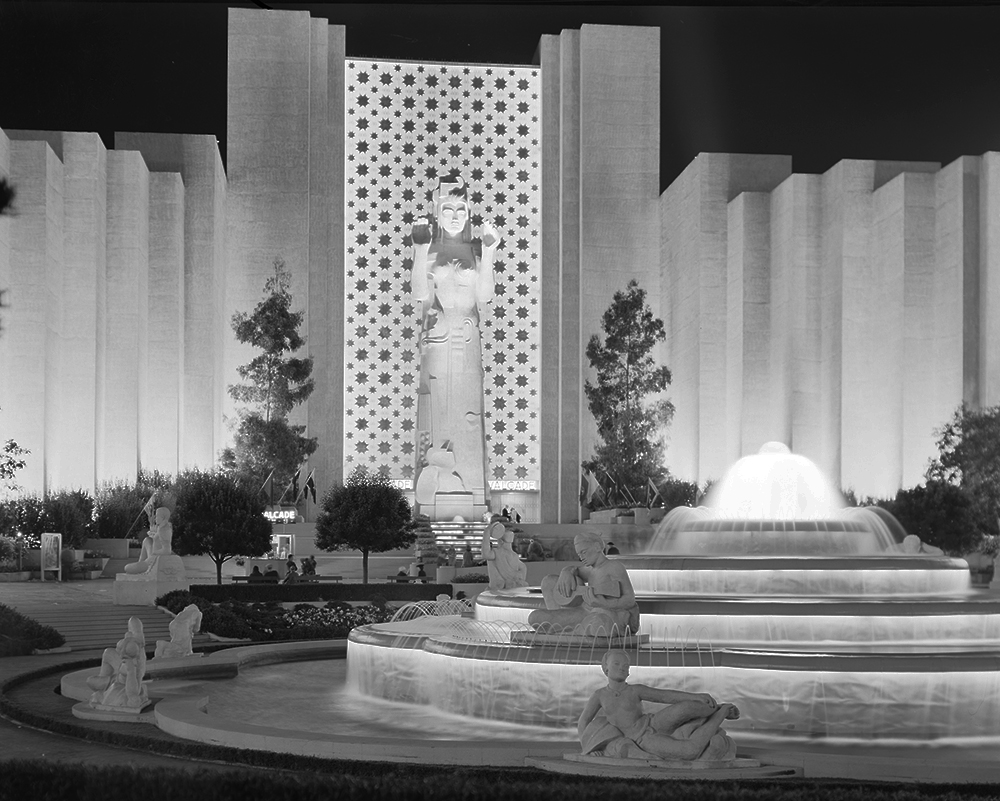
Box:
[0,603,65,656]
[183,582,452,604]
[3,758,1000,801]
[155,590,395,640]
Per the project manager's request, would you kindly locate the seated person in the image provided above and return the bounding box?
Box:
[528,532,639,637]
[395,566,409,583]
[262,564,280,583]
[579,651,739,761]
[605,541,620,555]
[526,538,546,562]
[248,565,265,582]
[283,563,300,583]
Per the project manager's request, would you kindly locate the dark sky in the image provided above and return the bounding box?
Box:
[3,2,1000,192]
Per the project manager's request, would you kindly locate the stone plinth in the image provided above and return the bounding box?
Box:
[113,555,188,605]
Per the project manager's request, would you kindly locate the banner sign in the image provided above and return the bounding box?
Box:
[40,532,61,582]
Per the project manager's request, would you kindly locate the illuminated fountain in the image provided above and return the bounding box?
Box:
[349,443,1000,742]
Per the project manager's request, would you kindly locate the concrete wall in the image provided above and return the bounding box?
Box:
[661,152,1000,498]
[145,172,184,474]
[227,9,344,507]
[99,150,148,482]
[115,133,227,472]
[4,139,64,492]
[539,24,661,522]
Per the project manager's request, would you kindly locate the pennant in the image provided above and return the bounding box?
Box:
[277,468,300,505]
[258,470,274,503]
[647,478,662,508]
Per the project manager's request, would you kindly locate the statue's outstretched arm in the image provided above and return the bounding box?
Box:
[410,216,434,302]
[476,222,500,304]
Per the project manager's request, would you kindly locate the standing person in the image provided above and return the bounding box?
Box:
[411,171,502,519]
[462,542,475,568]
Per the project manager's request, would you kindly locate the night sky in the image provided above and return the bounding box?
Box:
[3,2,1000,192]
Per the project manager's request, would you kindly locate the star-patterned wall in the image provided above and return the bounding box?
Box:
[343,60,542,490]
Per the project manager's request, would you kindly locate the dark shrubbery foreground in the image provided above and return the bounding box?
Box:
[156,590,395,640]
[180,581,451,604]
[0,603,65,656]
[1,759,999,801]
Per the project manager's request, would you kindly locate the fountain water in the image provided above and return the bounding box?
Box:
[349,443,1000,741]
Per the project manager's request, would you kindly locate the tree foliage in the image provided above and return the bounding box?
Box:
[926,403,1000,542]
[583,280,674,507]
[314,466,417,583]
[877,481,979,556]
[93,470,173,539]
[221,259,317,498]
[171,470,273,585]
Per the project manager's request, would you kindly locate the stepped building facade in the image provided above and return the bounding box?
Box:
[1,8,998,520]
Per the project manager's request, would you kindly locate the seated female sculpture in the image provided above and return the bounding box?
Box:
[87,616,148,710]
[481,517,528,591]
[124,507,173,575]
[528,531,640,637]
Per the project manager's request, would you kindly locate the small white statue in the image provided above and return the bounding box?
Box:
[578,650,739,761]
[86,616,148,710]
[153,603,202,659]
[481,517,528,591]
[124,507,173,575]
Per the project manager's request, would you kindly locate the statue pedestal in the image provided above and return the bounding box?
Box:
[428,492,487,523]
[114,555,189,606]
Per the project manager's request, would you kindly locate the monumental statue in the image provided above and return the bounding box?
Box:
[410,172,501,522]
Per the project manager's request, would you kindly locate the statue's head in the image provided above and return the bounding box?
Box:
[573,531,606,566]
[433,170,471,242]
[601,650,630,677]
[155,507,171,524]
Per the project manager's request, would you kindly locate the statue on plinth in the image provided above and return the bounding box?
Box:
[528,532,640,637]
[410,171,501,522]
[578,651,739,761]
[86,616,149,711]
[153,603,203,659]
[124,507,174,575]
[481,517,528,591]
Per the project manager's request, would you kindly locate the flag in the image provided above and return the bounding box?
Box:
[583,469,603,504]
[141,492,156,522]
[303,469,317,504]
[277,468,300,505]
[647,478,662,508]
[601,468,619,503]
[258,470,274,503]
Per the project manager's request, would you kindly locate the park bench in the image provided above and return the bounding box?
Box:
[386,575,431,583]
[230,575,342,583]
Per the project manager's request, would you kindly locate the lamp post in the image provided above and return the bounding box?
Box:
[15,531,23,572]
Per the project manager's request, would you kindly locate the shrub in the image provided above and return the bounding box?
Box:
[454,572,490,583]
[0,536,15,561]
[173,582,452,604]
[93,469,172,539]
[154,591,393,641]
[0,603,65,656]
[44,489,94,549]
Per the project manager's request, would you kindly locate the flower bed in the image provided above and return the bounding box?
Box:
[156,590,395,641]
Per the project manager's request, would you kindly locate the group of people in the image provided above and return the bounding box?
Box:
[246,554,318,583]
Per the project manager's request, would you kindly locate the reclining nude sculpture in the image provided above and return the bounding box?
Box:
[528,531,639,637]
[578,651,740,762]
[124,507,173,575]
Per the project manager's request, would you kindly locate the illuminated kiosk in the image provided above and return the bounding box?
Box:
[348,444,1000,741]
